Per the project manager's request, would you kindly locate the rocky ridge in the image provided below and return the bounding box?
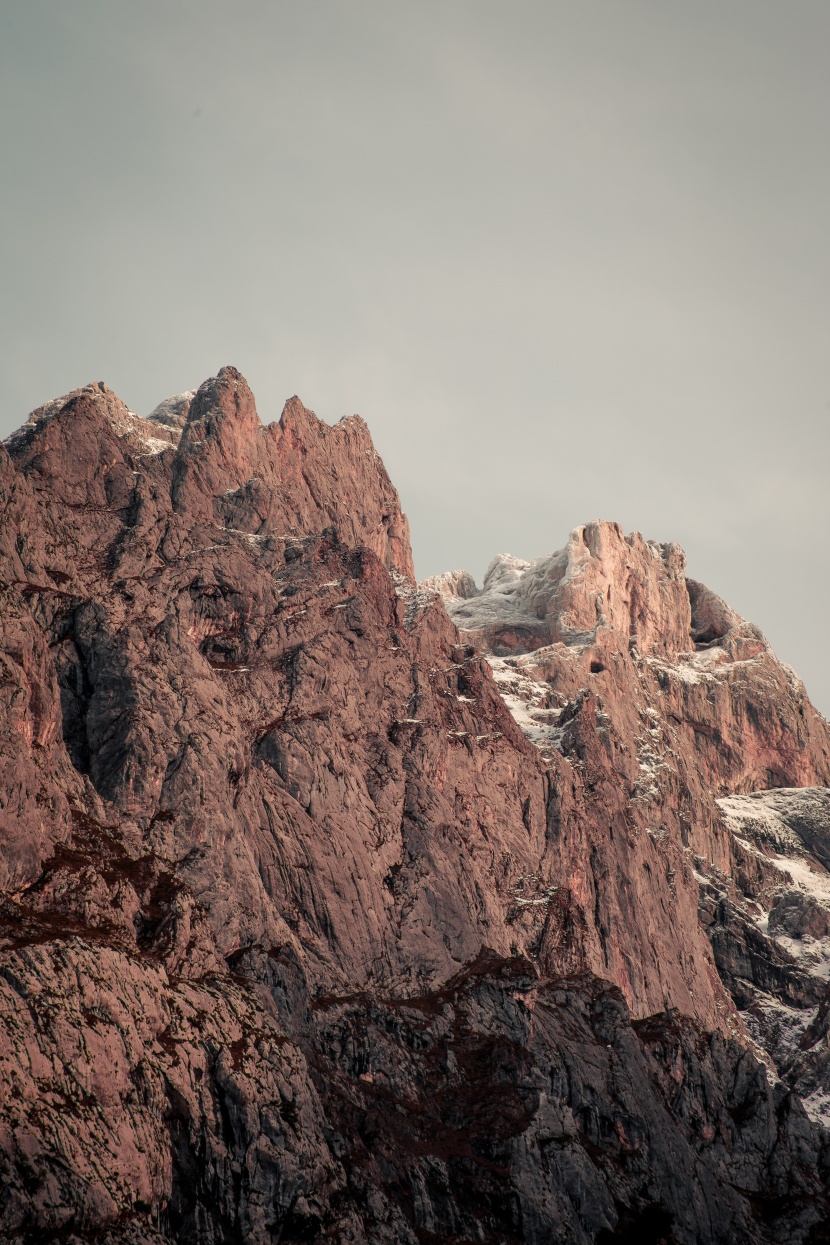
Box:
[430,544,830,1117]
[1,367,829,1244]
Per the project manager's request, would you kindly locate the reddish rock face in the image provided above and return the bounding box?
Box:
[1,369,829,1243]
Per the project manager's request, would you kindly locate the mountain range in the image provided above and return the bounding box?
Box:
[1,366,829,1244]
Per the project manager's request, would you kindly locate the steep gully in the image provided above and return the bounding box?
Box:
[0,367,829,1243]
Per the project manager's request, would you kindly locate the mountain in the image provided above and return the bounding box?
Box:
[1,367,829,1244]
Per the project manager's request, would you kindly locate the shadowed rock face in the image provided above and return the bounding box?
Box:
[1,368,830,1243]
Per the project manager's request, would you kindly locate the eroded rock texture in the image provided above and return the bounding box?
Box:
[1,367,830,1244]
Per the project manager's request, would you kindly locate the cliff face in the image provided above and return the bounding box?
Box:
[1,369,829,1244]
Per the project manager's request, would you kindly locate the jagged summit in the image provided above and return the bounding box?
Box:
[425,519,742,658]
[3,379,178,457]
[423,519,827,789]
[2,371,830,1241]
[3,366,415,579]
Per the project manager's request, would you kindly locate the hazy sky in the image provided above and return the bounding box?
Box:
[2,2,828,712]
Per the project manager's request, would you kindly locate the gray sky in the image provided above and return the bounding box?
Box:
[2,1,829,713]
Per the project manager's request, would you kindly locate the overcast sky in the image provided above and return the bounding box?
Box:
[1,1,828,712]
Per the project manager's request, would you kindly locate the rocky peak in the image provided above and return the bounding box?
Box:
[3,367,415,581]
[429,518,830,793]
[177,365,262,454]
[428,519,694,658]
[171,366,266,517]
[7,382,123,477]
[145,389,195,431]
[422,566,480,600]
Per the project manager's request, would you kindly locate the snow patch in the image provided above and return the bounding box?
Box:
[801,1088,830,1131]
[133,433,175,457]
[741,991,818,1068]
[422,546,570,638]
[718,788,830,982]
[146,390,195,431]
[487,655,566,757]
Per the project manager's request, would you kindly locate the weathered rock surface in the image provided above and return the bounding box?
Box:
[1,369,829,1243]
[694,788,830,1132]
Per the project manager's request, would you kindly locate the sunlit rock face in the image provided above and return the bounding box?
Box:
[2,368,830,1243]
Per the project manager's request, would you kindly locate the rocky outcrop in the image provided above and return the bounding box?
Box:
[693,788,830,1132]
[1,370,830,1243]
[426,524,693,656]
